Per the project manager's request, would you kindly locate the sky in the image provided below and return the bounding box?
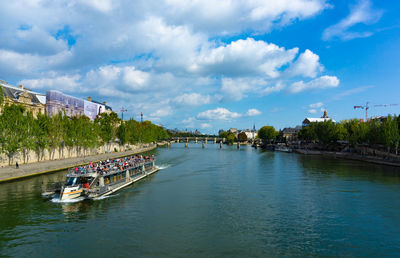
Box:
[0,0,399,134]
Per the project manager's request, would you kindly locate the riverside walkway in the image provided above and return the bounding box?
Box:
[0,145,156,183]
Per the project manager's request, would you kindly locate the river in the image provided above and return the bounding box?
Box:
[1,143,400,257]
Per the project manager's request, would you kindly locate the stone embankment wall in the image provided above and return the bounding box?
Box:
[0,143,144,167]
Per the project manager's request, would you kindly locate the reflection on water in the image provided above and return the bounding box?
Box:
[1,145,400,257]
[298,154,400,183]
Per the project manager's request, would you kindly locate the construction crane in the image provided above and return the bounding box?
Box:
[120,107,128,120]
[354,102,399,121]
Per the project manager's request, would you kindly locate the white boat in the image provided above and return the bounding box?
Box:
[47,155,158,201]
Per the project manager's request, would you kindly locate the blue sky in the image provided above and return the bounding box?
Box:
[0,0,399,134]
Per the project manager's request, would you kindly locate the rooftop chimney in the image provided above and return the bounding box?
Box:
[87,96,92,101]
[103,101,106,105]
[19,85,24,89]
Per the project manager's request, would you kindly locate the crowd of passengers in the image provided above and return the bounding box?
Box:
[73,155,154,175]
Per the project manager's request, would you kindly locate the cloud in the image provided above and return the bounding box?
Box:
[164,0,328,34]
[246,109,262,116]
[309,102,324,108]
[181,117,196,128]
[288,75,339,93]
[288,49,323,78]
[200,123,212,129]
[221,77,267,101]
[0,49,72,76]
[308,102,324,114]
[173,93,213,106]
[331,86,373,100]
[322,0,383,41]
[197,107,242,121]
[78,0,115,13]
[149,106,173,117]
[261,82,285,95]
[0,1,338,130]
[18,74,82,93]
[190,38,298,78]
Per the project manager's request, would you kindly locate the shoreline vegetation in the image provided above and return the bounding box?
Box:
[0,102,169,167]
[258,116,400,167]
[0,144,156,183]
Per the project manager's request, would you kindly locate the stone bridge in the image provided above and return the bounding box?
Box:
[169,136,225,144]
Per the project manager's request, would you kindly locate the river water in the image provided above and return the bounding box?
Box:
[1,143,400,257]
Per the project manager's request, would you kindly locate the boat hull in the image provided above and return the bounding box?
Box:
[86,167,159,199]
[60,186,83,200]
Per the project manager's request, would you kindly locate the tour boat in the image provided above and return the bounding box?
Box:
[45,155,158,200]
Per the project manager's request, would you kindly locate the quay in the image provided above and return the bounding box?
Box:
[0,145,156,184]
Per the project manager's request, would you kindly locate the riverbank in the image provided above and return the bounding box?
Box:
[0,144,156,183]
[294,149,400,167]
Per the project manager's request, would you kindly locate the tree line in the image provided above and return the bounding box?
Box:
[297,116,399,153]
[0,101,169,164]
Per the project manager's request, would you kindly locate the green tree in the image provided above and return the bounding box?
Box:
[20,111,36,163]
[0,104,27,164]
[226,132,235,144]
[238,132,248,142]
[0,85,3,106]
[342,119,369,145]
[313,121,339,145]
[258,126,278,142]
[367,119,383,145]
[33,113,50,161]
[95,112,121,149]
[381,115,400,154]
[298,126,316,142]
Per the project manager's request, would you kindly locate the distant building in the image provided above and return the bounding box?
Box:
[46,90,111,120]
[281,126,302,141]
[0,80,46,118]
[240,129,258,140]
[91,98,113,114]
[302,110,335,127]
[228,128,238,134]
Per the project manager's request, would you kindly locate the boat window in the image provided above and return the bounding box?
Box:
[65,177,80,186]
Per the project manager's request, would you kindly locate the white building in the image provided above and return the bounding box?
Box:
[302,110,335,127]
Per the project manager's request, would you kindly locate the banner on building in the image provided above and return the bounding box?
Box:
[84,100,105,120]
[46,90,104,120]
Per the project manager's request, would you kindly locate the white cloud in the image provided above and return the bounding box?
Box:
[197,107,242,121]
[221,77,267,101]
[164,0,328,34]
[308,109,318,114]
[322,0,383,41]
[18,74,81,92]
[288,75,339,93]
[173,93,212,106]
[150,106,173,117]
[261,82,285,95]
[181,117,196,128]
[200,123,212,129]
[122,67,150,90]
[246,109,262,116]
[309,102,324,108]
[190,38,298,78]
[288,49,323,78]
[77,0,115,13]
[0,49,72,76]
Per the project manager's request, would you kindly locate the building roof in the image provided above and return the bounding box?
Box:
[282,127,301,133]
[303,117,336,123]
[91,99,113,111]
[1,81,45,105]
